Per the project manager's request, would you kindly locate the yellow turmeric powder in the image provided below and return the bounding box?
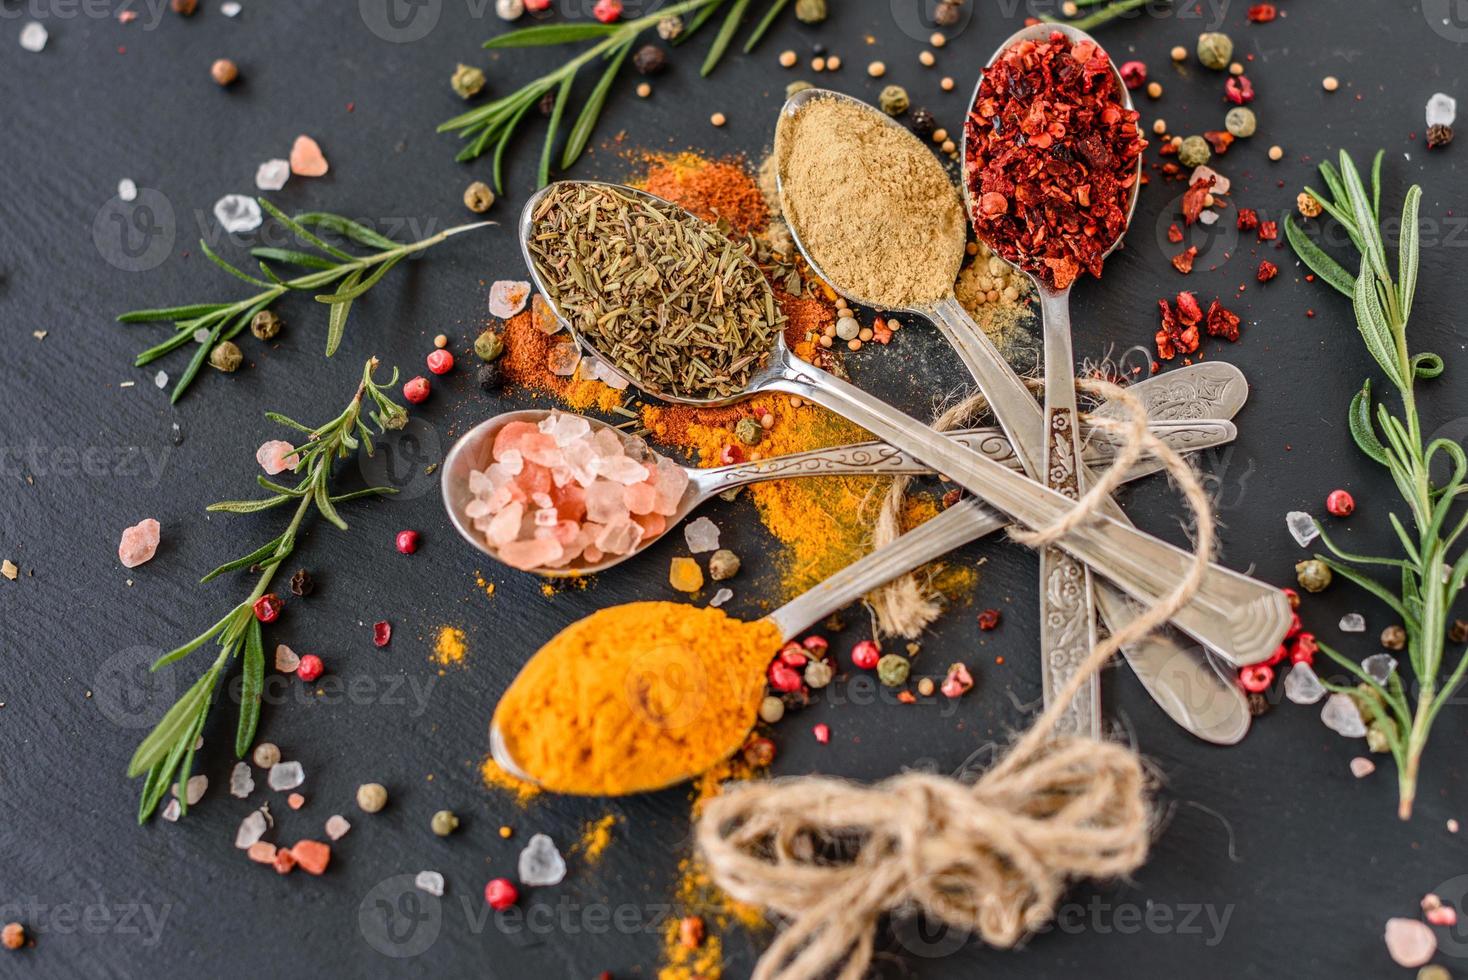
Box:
[492,602,782,796]
[431,625,467,668]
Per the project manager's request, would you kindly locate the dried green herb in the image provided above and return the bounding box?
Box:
[527,184,782,400]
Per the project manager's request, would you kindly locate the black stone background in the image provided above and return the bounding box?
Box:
[2,0,1468,977]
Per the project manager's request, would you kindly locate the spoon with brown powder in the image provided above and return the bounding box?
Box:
[518,180,1291,668]
[774,88,1252,742]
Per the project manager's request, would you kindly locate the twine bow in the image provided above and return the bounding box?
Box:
[696,380,1216,980]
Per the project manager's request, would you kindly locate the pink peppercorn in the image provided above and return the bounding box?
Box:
[1286,611,1302,639]
[1326,489,1355,517]
[777,642,808,669]
[373,621,392,647]
[1224,74,1255,105]
[1119,60,1147,89]
[1291,632,1318,665]
[253,593,284,623]
[801,635,829,658]
[1282,587,1301,610]
[296,654,324,683]
[1265,643,1289,667]
[812,723,830,745]
[524,0,550,8]
[768,661,804,693]
[851,640,880,670]
[402,376,430,404]
[485,878,518,911]
[592,0,622,23]
[395,530,420,554]
[426,349,454,375]
[1238,664,1274,693]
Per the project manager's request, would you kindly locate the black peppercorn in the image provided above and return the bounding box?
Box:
[910,107,936,137]
[290,568,315,597]
[632,44,667,75]
[477,361,504,392]
[1428,124,1455,149]
[811,42,827,56]
[1246,692,1270,716]
[932,1,961,27]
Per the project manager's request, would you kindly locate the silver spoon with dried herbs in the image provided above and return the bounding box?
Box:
[518,181,1291,667]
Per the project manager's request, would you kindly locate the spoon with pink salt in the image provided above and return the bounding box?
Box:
[441,400,1240,577]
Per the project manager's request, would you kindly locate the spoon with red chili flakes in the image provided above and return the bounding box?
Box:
[962,24,1146,737]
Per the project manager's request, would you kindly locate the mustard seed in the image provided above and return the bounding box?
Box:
[710,112,726,126]
[919,50,935,67]
[867,60,886,77]
[779,50,797,68]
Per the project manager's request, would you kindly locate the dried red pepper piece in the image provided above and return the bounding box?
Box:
[1225,75,1255,105]
[1171,246,1199,274]
[1203,130,1235,155]
[1257,259,1279,282]
[1182,176,1215,225]
[1155,295,1201,360]
[1167,223,1184,243]
[1175,291,1204,327]
[964,30,1147,290]
[1237,208,1260,231]
[1247,3,1277,22]
[1205,300,1241,341]
[1258,220,1279,241]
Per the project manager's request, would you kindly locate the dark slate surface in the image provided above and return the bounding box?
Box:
[2,1,1467,977]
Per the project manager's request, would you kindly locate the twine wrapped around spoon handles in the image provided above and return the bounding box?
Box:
[695,379,1214,980]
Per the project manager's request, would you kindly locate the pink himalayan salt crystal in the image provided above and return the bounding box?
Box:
[488,280,531,319]
[1349,757,1376,778]
[1427,905,1458,927]
[256,439,300,475]
[531,293,563,334]
[118,518,161,568]
[290,135,329,177]
[547,342,581,377]
[1384,917,1436,968]
[325,815,351,840]
[275,644,301,673]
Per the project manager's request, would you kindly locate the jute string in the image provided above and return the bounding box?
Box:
[695,379,1217,980]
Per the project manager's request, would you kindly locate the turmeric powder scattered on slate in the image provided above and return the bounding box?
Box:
[574,813,620,864]
[431,625,467,668]
[491,602,781,796]
[480,757,542,806]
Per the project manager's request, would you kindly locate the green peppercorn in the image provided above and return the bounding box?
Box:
[1381,624,1407,650]
[794,0,826,24]
[1295,558,1332,593]
[1196,32,1233,70]
[878,84,910,117]
[758,695,785,724]
[250,309,283,341]
[803,659,834,689]
[876,654,910,687]
[208,340,243,372]
[1224,106,1257,138]
[734,417,763,446]
[708,549,741,581]
[1177,135,1211,168]
[474,327,505,362]
[1417,965,1452,980]
[451,63,486,99]
[656,15,683,40]
[1366,723,1392,754]
[431,809,460,836]
[785,80,814,99]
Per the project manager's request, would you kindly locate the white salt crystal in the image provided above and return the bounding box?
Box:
[267,760,304,791]
[222,1,242,16]
[496,0,524,19]
[325,815,351,840]
[230,761,255,798]
[1321,693,1367,737]
[214,193,263,233]
[684,516,720,554]
[1284,661,1325,705]
[235,808,268,848]
[193,327,211,344]
[709,588,733,608]
[255,159,290,191]
[154,370,169,389]
[518,833,566,886]
[490,280,532,319]
[118,178,138,202]
[1339,613,1366,633]
[1362,653,1397,685]
[1286,511,1318,547]
[1385,917,1437,968]
[162,799,181,822]
[1199,210,1219,226]
[1427,93,1457,129]
[1350,757,1376,778]
[415,870,445,896]
[19,22,48,52]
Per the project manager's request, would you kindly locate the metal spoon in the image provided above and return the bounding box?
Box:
[775,88,1251,739]
[518,180,1290,667]
[443,409,1237,575]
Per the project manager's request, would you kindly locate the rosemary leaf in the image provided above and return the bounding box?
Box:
[562,42,632,169]
[484,22,618,47]
[701,0,751,76]
[293,212,399,251]
[324,269,363,357]
[236,619,265,758]
[251,247,342,270]
[743,0,791,52]
[540,74,575,186]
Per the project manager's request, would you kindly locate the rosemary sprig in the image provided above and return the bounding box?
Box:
[1041,0,1163,31]
[1288,149,1462,820]
[118,199,492,403]
[126,358,406,822]
[437,0,785,189]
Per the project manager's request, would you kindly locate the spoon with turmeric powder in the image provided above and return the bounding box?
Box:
[442,397,1239,577]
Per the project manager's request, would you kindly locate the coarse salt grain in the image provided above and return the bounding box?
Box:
[19,22,47,52]
[268,761,305,791]
[161,799,181,822]
[118,179,138,202]
[1349,757,1375,778]
[275,644,300,673]
[290,135,329,177]
[1384,917,1436,968]
[222,1,242,15]
[325,815,351,840]
[155,370,169,389]
[256,439,301,475]
[230,761,255,798]
[214,194,263,234]
[415,870,445,896]
[489,280,532,319]
[118,518,162,568]
[255,159,290,192]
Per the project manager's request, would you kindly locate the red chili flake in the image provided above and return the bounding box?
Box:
[1291,632,1318,665]
[678,915,704,949]
[964,31,1147,290]
[1119,60,1147,89]
[253,593,284,623]
[1205,300,1242,341]
[372,620,392,647]
[897,690,917,704]
[1159,140,1179,158]
[1258,220,1279,241]
[871,317,893,344]
[812,723,830,744]
[1156,294,1202,360]
[977,608,1002,631]
[1224,75,1255,105]
[1266,643,1289,667]
[941,663,975,699]
[1257,260,1279,282]
[1167,223,1184,243]
[1247,3,1277,21]
[1202,130,1235,155]
[1171,246,1199,274]
[1182,176,1215,225]
[1176,291,1204,326]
